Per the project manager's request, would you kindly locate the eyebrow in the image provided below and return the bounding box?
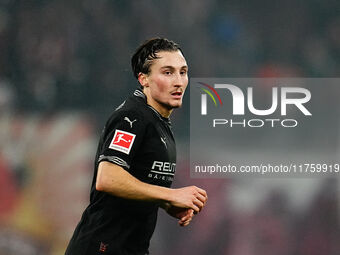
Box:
[160,65,188,70]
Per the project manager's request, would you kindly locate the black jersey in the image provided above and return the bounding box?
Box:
[65,89,177,255]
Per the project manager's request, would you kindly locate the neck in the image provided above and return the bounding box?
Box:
[142,90,172,118]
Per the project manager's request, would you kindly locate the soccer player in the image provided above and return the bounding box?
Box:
[65,38,208,255]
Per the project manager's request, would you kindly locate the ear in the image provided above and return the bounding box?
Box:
[138,73,149,88]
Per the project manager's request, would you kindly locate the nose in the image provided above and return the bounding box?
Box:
[173,72,188,88]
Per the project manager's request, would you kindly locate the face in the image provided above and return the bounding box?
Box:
[139,50,188,117]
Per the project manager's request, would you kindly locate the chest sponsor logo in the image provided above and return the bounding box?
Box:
[109,129,136,154]
[148,161,176,182]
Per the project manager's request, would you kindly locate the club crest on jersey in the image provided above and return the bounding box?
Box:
[109,129,136,154]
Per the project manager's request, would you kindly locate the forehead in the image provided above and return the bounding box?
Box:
[151,50,187,69]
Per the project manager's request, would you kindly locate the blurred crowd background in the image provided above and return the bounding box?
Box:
[0,0,340,254]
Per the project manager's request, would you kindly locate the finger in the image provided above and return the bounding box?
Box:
[197,188,207,198]
[180,214,190,221]
[179,217,189,223]
[187,209,194,217]
[180,213,193,222]
[193,199,204,211]
[180,210,194,221]
[181,210,193,220]
[179,217,191,224]
[196,193,207,204]
[190,204,200,213]
[186,209,196,216]
[180,220,191,227]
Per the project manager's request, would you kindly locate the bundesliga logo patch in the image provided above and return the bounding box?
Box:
[109,129,136,154]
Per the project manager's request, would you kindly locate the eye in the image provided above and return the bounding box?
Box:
[164,71,172,75]
[180,70,187,75]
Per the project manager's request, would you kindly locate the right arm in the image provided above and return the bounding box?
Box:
[96,161,207,213]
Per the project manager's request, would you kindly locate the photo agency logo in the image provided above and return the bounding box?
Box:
[196,81,312,128]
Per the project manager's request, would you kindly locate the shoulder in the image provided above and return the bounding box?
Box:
[105,97,152,131]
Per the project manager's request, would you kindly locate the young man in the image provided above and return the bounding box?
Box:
[65,38,208,255]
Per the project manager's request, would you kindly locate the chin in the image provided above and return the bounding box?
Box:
[171,103,182,109]
[163,100,183,110]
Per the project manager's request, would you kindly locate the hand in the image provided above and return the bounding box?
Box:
[168,186,208,214]
[166,206,194,227]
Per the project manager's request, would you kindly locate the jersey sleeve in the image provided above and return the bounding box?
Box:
[98,110,146,170]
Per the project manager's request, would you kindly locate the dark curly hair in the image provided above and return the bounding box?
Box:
[131,37,183,80]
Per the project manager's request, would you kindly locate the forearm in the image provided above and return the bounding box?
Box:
[97,161,208,213]
[96,161,172,204]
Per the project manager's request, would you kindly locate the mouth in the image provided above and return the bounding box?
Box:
[171,91,183,99]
